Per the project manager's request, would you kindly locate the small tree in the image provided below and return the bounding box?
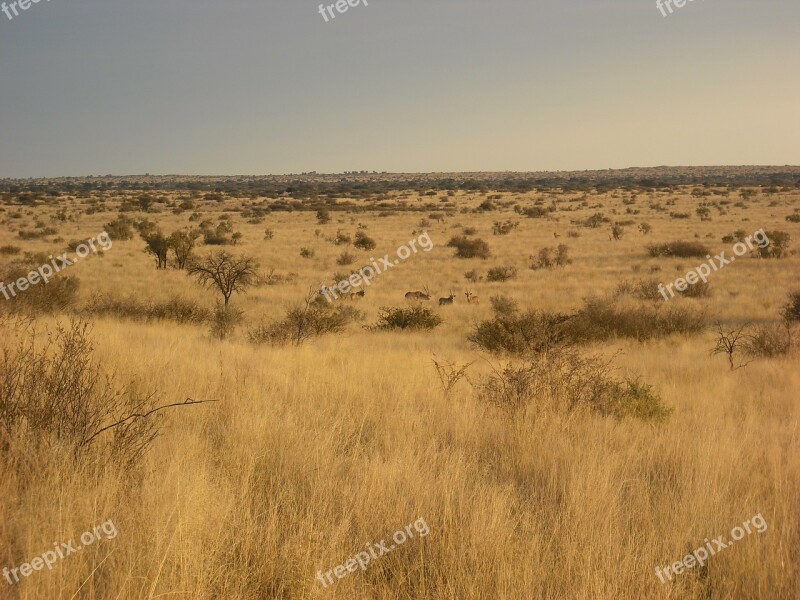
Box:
[316,209,331,225]
[169,229,200,270]
[142,229,170,269]
[354,231,377,250]
[188,251,258,305]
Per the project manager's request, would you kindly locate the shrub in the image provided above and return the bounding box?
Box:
[566,295,707,342]
[0,245,21,255]
[530,245,570,270]
[103,215,135,240]
[264,228,274,240]
[316,209,331,224]
[210,304,244,340]
[249,293,357,345]
[83,293,210,323]
[487,265,518,282]
[782,291,800,323]
[678,281,711,298]
[353,231,377,250]
[476,348,671,421]
[0,263,79,315]
[300,247,315,258]
[489,295,518,316]
[0,319,162,468]
[647,241,710,258]
[745,323,793,359]
[469,309,571,355]
[492,220,519,235]
[464,269,483,283]
[447,236,491,259]
[462,227,477,235]
[757,230,790,258]
[614,278,663,302]
[336,251,355,265]
[786,214,800,223]
[373,305,442,331]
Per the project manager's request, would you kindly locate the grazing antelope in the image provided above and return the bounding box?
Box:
[350,289,365,300]
[553,232,561,239]
[405,285,431,301]
[464,290,479,305]
[438,291,456,306]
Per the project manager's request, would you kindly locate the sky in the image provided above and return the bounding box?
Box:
[0,0,798,177]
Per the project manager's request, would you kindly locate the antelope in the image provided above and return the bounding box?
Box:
[553,232,561,239]
[350,289,365,300]
[464,290,479,305]
[405,285,431,301]
[438,291,456,306]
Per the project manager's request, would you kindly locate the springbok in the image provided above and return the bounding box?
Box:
[405,285,431,301]
[464,290,479,305]
[438,291,456,306]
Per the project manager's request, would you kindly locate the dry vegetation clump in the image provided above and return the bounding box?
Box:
[477,348,671,421]
[567,295,707,342]
[530,245,570,270]
[0,319,161,469]
[248,293,361,345]
[615,278,664,302]
[486,265,518,282]
[0,263,80,315]
[372,305,443,331]
[647,241,710,258]
[82,294,211,323]
[447,235,491,259]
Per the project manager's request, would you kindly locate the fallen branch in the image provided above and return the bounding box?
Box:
[80,397,219,447]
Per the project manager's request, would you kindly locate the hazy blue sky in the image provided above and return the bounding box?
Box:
[0,0,798,177]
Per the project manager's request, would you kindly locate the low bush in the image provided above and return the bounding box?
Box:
[0,245,21,255]
[353,231,377,250]
[566,295,707,342]
[745,323,793,359]
[249,294,359,345]
[647,241,710,258]
[0,263,80,315]
[447,236,491,259]
[530,245,570,270]
[486,265,518,282]
[372,305,442,331]
[476,348,671,421]
[81,294,211,323]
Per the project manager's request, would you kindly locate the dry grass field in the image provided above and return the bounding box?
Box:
[1,172,799,599]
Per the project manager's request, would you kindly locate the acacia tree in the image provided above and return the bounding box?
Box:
[187,251,258,305]
[141,229,170,269]
[169,229,201,269]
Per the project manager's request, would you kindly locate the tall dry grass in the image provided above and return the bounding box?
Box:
[1,188,799,599]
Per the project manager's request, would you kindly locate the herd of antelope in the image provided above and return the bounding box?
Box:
[345,285,479,305]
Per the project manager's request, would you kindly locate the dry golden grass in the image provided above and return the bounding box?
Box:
[1,187,799,599]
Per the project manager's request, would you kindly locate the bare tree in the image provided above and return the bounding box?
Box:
[187,251,258,305]
[710,322,753,370]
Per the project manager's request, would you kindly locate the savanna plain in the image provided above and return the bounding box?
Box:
[1,169,798,599]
